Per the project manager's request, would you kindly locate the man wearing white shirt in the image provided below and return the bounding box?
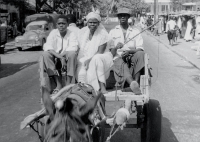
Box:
[109,8,144,94]
[43,15,78,93]
[166,17,177,45]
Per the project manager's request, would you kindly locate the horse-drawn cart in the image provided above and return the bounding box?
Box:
[20,53,162,142]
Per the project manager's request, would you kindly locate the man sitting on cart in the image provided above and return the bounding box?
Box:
[77,11,113,94]
[109,8,144,94]
[42,15,78,94]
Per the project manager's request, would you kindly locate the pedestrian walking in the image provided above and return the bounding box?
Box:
[13,21,17,37]
[195,15,200,40]
[166,17,177,45]
[184,17,193,42]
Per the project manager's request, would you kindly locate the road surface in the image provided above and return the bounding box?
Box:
[0,23,200,142]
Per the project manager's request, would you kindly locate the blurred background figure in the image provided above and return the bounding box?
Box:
[76,19,84,29]
[184,17,193,42]
[140,14,145,30]
[128,18,134,27]
[195,15,200,40]
[67,14,80,38]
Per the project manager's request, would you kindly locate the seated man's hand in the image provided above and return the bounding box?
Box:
[121,50,130,57]
[116,42,124,49]
[84,59,91,70]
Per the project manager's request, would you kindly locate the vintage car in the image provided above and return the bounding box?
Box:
[15,13,59,51]
[15,20,53,51]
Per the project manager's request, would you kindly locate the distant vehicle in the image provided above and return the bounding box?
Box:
[15,13,59,51]
[0,26,8,54]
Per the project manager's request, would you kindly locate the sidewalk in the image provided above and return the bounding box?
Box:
[147,31,200,70]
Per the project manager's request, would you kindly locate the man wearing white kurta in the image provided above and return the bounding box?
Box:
[43,15,78,94]
[109,8,144,94]
[77,12,113,93]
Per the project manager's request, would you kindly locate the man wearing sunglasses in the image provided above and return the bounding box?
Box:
[42,15,78,94]
[109,8,145,94]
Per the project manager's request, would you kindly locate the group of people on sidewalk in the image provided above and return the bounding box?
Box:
[141,13,200,46]
[42,8,145,95]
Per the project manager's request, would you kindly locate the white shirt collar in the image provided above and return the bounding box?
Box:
[56,29,69,38]
[115,25,133,31]
[69,23,77,27]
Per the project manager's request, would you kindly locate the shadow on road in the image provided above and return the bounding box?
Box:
[175,65,195,69]
[191,75,200,84]
[161,117,179,142]
[0,61,37,79]
[4,46,42,54]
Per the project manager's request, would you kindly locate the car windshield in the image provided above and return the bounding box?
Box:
[26,25,43,31]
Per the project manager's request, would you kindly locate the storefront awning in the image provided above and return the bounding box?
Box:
[182,3,196,6]
[0,13,9,17]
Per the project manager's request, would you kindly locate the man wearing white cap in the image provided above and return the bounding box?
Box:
[77,11,113,94]
[109,8,144,94]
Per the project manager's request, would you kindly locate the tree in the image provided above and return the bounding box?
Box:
[171,0,183,12]
[1,0,35,30]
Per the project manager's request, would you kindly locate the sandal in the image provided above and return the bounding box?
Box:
[52,89,60,94]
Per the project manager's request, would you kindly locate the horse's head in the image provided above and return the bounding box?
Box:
[41,86,102,142]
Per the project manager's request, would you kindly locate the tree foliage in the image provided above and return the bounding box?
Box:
[1,0,34,10]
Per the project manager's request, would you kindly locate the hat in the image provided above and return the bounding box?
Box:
[116,8,131,16]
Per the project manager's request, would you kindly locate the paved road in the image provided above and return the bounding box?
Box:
[0,24,200,142]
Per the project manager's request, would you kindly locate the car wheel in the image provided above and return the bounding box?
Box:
[141,99,162,142]
[17,47,22,51]
[0,46,5,54]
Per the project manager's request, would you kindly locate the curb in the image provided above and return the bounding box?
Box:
[146,31,200,71]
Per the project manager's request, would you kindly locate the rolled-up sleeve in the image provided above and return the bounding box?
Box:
[135,33,144,50]
[43,30,55,51]
[109,30,115,49]
[67,32,78,51]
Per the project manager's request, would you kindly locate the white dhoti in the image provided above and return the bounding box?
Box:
[77,52,113,91]
[86,53,113,91]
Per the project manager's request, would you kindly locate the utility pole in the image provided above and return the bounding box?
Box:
[153,0,158,35]
[154,0,158,23]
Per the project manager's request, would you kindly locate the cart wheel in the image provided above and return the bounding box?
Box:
[92,121,105,142]
[38,116,48,141]
[141,99,162,142]
[0,46,5,54]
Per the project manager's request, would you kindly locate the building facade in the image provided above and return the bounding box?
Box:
[182,2,200,11]
[145,0,172,15]
[145,0,200,15]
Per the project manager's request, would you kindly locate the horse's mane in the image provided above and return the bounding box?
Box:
[42,85,101,142]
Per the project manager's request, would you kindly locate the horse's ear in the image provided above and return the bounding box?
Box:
[41,87,56,121]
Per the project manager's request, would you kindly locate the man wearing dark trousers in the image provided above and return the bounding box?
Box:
[42,15,78,94]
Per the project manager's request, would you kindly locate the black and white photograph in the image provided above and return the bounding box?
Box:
[0,0,200,142]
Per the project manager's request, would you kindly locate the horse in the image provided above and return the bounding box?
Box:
[33,86,102,142]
